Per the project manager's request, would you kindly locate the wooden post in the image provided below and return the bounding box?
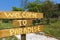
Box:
[21,26,26,40]
[21,34,26,40]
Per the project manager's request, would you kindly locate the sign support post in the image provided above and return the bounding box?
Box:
[21,34,26,40]
[21,26,26,40]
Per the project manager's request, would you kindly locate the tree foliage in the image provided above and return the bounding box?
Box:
[26,0,58,18]
[12,7,24,11]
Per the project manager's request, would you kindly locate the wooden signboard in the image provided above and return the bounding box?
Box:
[0,11,44,40]
[0,11,43,19]
[0,25,43,38]
[13,20,32,27]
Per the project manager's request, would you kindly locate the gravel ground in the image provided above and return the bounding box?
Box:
[15,33,58,40]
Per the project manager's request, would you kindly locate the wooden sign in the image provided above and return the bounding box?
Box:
[0,25,43,38]
[13,20,32,27]
[0,11,43,19]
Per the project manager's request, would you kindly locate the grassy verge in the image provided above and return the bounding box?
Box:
[44,19,60,38]
[0,22,13,29]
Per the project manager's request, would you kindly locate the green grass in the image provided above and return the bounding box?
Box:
[0,22,13,29]
[44,19,60,38]
[0,36,18,40]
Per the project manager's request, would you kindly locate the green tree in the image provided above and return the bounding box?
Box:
[26,0,58,18]
[26,1,42,12]
[42,0,58,18]
[12,7,24,11]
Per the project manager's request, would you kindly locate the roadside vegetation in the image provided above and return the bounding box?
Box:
[0,0,60,40]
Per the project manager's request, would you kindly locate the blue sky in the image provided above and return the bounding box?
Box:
[52,0,60,3]
[0,0,60,11]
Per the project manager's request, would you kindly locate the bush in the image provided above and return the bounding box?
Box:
[50,18,58,23]
[2,19,12,23]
